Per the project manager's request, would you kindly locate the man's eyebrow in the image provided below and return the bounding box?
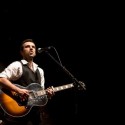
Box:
[24,44,35,47]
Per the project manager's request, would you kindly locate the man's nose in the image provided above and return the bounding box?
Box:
[30,46,33,49]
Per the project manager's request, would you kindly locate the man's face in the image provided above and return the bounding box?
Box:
[21,42,36,59]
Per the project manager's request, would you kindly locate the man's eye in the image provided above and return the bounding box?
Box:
[32,46,35,48]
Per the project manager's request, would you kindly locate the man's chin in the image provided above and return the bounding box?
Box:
[29,55,35,59]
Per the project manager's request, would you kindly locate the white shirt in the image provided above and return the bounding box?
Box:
[0,59,45,89]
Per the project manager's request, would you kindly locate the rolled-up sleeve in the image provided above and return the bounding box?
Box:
[0,61,22,81]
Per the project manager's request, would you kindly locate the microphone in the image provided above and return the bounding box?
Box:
[37,46,52,53]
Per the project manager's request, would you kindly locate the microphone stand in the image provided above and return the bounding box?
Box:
[45,51,86,90]
[44,51,86,123]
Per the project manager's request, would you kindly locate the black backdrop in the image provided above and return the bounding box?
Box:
[0,1,113,125]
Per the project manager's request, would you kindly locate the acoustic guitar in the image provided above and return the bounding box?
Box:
[0,83,74,117]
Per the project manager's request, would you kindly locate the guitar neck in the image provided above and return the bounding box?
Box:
[37,83,74,96]
[53,83,74,92]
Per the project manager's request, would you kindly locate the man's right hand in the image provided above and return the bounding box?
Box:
[16,88,29,102]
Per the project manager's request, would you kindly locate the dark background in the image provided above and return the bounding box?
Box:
[0,1,116,125]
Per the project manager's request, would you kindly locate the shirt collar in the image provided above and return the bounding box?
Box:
[21,59,38,69]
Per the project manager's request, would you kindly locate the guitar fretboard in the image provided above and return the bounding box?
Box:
[37,83,74,96]
[53,84,74,92]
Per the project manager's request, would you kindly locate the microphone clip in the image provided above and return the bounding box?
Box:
[37,46,52,53]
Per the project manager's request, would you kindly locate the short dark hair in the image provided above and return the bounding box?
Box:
[20,39,35,51]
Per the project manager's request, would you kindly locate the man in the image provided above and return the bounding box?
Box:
[0,39,54,125]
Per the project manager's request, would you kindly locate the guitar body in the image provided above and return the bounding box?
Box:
[0,91,28,117]
[0,83,48,117]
